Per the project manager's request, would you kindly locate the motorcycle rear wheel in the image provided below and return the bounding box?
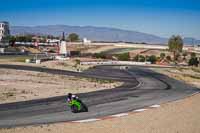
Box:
[71,105,79,113]
[81,103,88,112]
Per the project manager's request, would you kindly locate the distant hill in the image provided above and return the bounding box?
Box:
[10,25,200,45]
[10,25,167,44]
[183,37,200,45]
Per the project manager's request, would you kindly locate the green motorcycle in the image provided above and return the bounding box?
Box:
[68,99,88,113]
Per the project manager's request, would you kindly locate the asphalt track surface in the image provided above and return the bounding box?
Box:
[0,64,199,128]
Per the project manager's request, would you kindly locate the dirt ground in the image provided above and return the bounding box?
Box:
[0,68,121,104]
[0,58,93,72]
[141,49,171,56]
[83,45,128,53]
[151,67,200,88]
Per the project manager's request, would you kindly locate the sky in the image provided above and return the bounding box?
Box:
[0,0,200,39]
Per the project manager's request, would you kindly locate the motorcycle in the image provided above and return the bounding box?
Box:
[68,99,88,113]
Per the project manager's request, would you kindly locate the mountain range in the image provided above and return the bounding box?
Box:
[10,25,200,45]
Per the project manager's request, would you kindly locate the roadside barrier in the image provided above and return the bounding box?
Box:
[80,61,151,65]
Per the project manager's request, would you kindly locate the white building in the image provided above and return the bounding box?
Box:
[46,39,60,43]
[59,41,68,55]
[83,38,91,45]
[0,21,10,42]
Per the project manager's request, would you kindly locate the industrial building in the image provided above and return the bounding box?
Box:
[0,21,10,42]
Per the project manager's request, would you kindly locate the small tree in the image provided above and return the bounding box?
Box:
[138,55,145,62]
[15,35,32,42]
[160,53,166,60]
[166,56,172,61]
[117,53,130,61]
[75,59,80,65]
[145,55,149,61]
[182,52,188,60]
[133,54,146,62]
[147,55,157,64]
[189,58,199,67]
[74,59,81,68]
[2,35,16,46]
[93,53,106,59]
[67,33,79,42]
[190,52,196,58]
[133,54,139,61]
[168,35,183,61]
[188,52,199,66]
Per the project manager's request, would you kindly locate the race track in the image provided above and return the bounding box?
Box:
[0,64,199,128]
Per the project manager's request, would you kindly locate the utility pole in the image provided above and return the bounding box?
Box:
[62,32,65,41]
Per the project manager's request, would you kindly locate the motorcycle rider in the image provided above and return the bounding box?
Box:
[67,93,88,112]
[67,93,79,102]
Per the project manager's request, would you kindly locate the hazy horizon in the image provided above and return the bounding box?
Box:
[10,24,200,40]
[1,0,200,39]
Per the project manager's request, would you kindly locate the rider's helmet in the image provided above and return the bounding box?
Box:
[68,93,72,99]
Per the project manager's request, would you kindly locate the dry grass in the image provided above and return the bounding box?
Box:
[0,68,121,104]
[152,67,200,88]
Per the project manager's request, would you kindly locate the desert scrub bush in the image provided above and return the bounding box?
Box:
[86,78,114,84]
[93,53,106,59]
[116,53,130,61]
[191,67,200,73]
[133,54,145,62]
[146,55,157,64]
[3,92,15,98]
[189,57,199,67]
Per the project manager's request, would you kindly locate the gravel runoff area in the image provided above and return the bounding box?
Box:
[150,67,200,88]
[0,68,121,104]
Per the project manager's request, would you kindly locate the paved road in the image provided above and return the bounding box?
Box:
[0,64,199,128]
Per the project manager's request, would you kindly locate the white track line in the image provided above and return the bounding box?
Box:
[134,109,148,112]
[150,104,160,108]
[111,113,129,117]
[125,70,142,89]
[73,118,100,123]
[191,92,199,96]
